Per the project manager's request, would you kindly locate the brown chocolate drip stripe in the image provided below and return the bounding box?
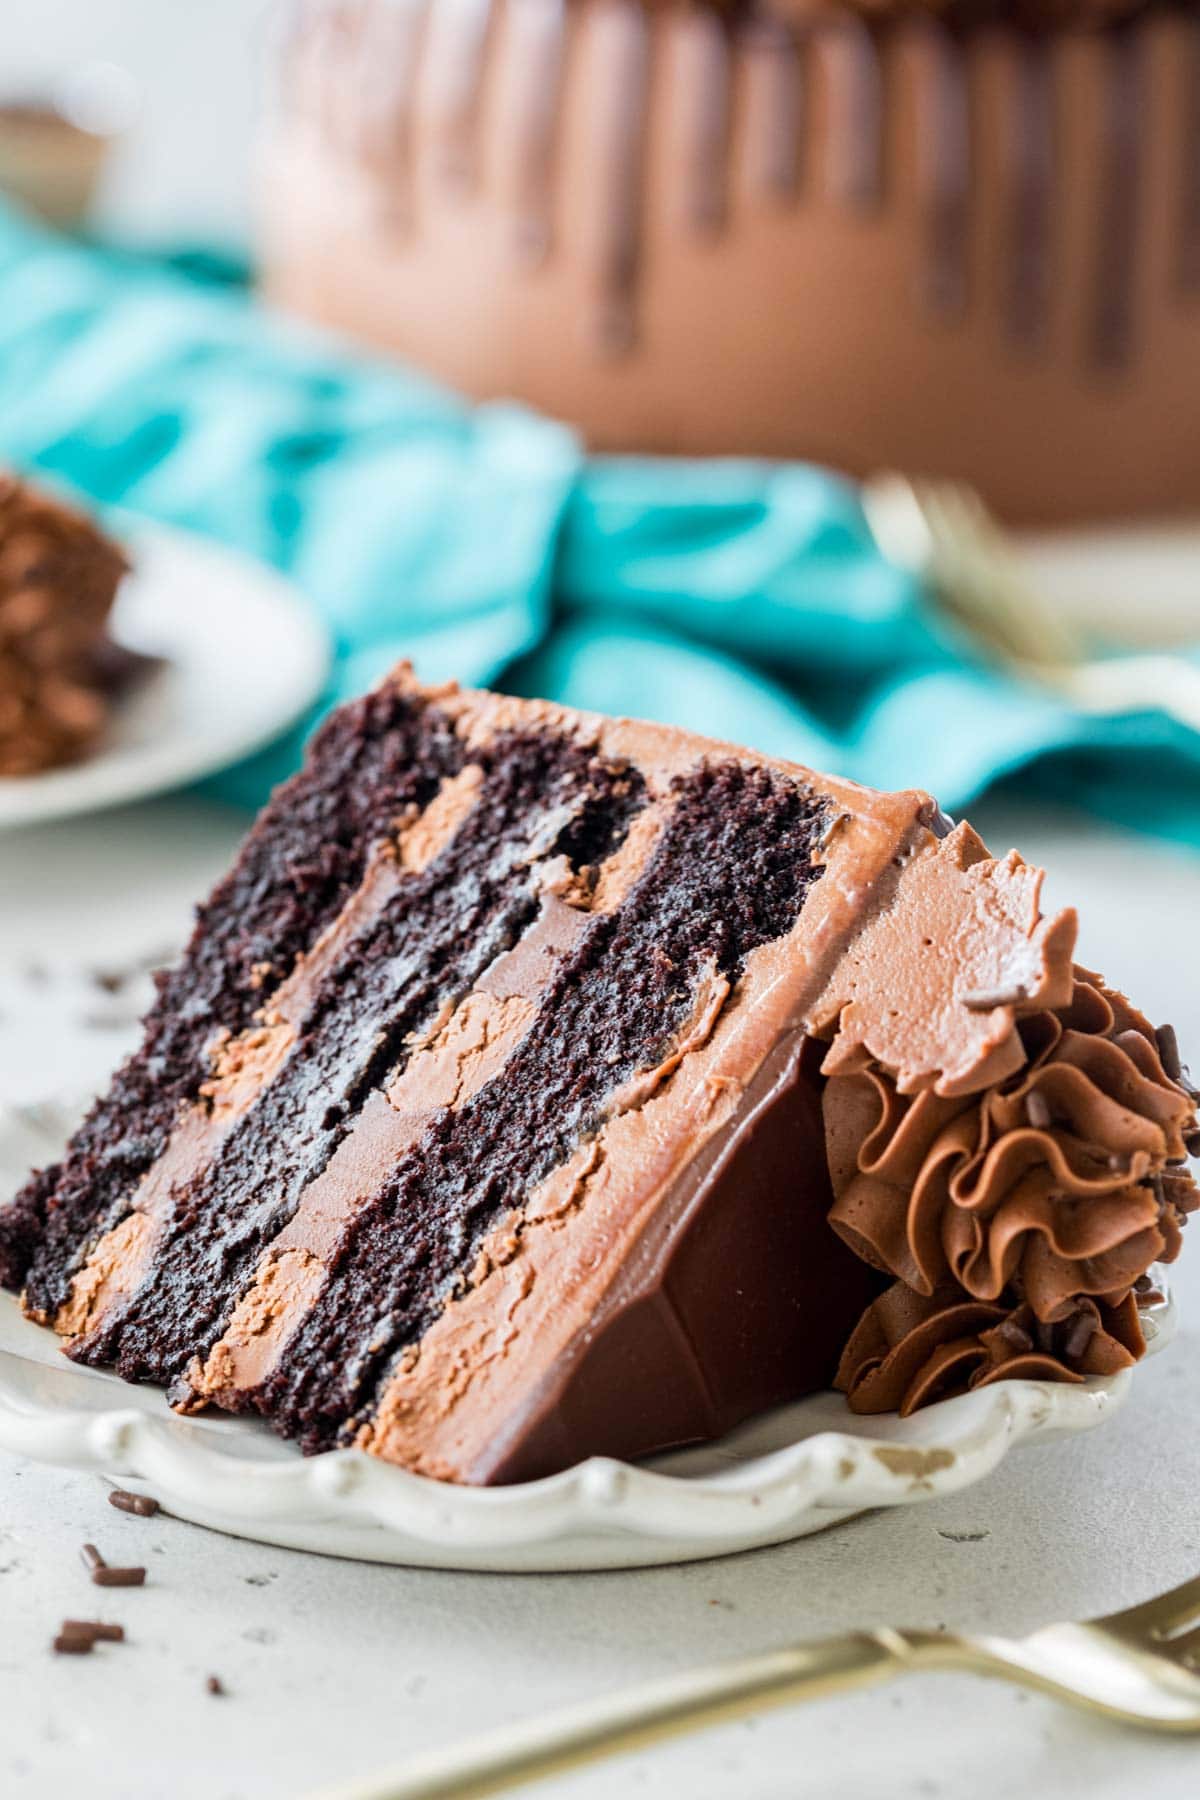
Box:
[1179,18,1200,295]
[1090,22,1143,370]
[743,18,804,205]
[584,0,651,356]
[914,22,970,321]
[1005,31,1054,349]
[424,0,493,191]
[820,18,884,211]
[675,9,733,235]
[358,0,431,234]
[506,0,567,266]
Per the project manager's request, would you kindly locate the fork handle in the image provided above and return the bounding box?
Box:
[313,1631,923,1800]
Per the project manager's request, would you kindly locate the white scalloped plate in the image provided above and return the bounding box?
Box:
[0,1104,1172,1571]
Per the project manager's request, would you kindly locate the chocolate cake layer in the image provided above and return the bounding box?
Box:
[5,670,1195,1484]
[5,682,464,1307]
[243,757,832,1452]
[72,726,644,1384]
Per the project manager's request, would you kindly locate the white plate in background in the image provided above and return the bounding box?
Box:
[0,518,329,830]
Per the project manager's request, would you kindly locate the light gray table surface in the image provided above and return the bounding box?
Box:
[0,792,1197,1800]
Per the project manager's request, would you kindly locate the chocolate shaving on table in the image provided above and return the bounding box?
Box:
[92,1565,146,1588]
[61,1620,124,1643]
[108,1488,160,1517]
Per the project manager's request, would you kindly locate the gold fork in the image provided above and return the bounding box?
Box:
[860,472,1200,733]
[313,1574,1200,1800]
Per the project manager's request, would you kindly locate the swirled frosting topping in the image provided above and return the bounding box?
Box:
[825,969,1199,1414]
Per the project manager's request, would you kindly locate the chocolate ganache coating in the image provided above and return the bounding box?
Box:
[772,2,1162,25]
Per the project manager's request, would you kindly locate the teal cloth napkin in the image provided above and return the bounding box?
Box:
[1,200,1198,843]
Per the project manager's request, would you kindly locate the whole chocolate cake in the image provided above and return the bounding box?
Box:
[259,0,1200,523]
[0,470,130,777]
[3,669,1195,1482]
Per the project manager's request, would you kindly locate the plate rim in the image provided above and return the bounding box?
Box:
[0,1284,1170,1571]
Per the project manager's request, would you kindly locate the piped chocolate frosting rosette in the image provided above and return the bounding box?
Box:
[823,969,1200,1415]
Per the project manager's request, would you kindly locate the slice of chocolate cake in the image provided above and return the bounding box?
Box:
[0,470,131,776]
[3,669,1195,1483]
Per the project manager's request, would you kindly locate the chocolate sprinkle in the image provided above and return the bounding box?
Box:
[1024,1089,1052,1131]
[108,1489,160,1518]
[995,1317,1034,1354]
[1153,1024,1199,1102]
[1063,1311,1097,1362]
[206,1674,225,1696]
[960,984,1028,1013]
[92,1565,146,1589]
[80,1544,105,1575]
[61,1620,125,1643]
[1156,1024,1183,1082]
[52,1633,94,1655]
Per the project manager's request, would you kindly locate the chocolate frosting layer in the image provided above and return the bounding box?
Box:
[825,965,1199,1414]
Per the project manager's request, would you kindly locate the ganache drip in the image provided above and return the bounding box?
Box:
[824,968,1200,1415]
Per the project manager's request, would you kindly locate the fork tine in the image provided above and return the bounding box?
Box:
[1165,1625,1200,1663]
[1099,1575,1200,1637]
